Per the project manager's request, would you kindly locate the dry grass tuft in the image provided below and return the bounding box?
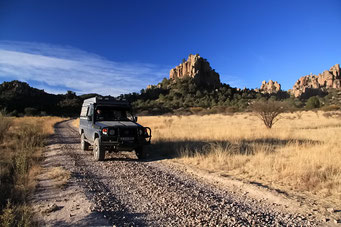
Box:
[47,167,71,188]
[138,111,341,206]
[0,114,11,143]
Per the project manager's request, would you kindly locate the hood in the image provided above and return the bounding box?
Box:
[95,121,140,128]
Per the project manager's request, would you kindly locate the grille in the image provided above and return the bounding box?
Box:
[119,128,137,137]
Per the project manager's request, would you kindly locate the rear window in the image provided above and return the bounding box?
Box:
[80,106,88,117]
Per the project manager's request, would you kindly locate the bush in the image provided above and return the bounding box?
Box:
[305,96,320,109]
[251,100,287,128]
[24,107,38,116]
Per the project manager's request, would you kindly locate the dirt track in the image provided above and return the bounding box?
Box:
[31,120,325,226]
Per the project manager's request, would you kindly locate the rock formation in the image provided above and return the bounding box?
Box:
[291,64,341,97]
[169,54,220,88]
[146,84,161,90]
[259,80,281,94]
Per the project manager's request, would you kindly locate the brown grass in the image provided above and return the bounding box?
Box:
[47,167,71,188]
[72,118,80,129]
[138,111,341,207]
[0,116,65,226]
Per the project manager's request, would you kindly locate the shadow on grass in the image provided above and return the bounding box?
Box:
[143,138,322,161]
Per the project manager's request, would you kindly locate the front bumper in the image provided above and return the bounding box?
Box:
[100,127,151,151]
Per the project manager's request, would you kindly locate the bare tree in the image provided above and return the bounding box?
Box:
[251,100,287,129]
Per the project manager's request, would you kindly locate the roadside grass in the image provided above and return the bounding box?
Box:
[0,116,64,226]
[46,167,70,188]
[71,118,79,129]
[138,111,341,207]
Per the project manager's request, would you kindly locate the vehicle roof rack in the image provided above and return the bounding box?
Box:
[82,96,130,108]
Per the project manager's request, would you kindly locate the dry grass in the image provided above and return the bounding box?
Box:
[138,111,341,206]
[72,118,80,129]
[47,167,71,188]
[0,116,65,226]
[11,116,64,135]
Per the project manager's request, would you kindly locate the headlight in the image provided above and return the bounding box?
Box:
[109,129,115,135]
[102,128,108,135]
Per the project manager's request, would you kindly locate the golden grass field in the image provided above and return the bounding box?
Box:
[137,111,341,207]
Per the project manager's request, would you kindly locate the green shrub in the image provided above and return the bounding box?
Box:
[305,96,320,109]
[0,202,15,227]
[0,202,33,227]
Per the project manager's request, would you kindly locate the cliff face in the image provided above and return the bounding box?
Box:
[291,64,341,97]
[169,54,220,88]
[259,80,281,94]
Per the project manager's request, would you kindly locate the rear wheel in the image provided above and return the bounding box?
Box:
[135,146,146,160]
[93,138,105,161]
[81,133,90,151]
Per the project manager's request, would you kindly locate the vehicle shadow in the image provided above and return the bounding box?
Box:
[140,137,322,162]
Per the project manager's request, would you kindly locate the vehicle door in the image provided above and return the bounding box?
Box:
[85,104,94,142]
[79,105,88,136]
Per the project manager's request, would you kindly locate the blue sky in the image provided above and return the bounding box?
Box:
[0,0,340,95]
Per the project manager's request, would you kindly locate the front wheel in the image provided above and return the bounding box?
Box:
[81,133,90,151]
[93,138,105,161]
[135,147,146,160]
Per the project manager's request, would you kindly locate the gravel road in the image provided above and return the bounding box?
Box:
[33,120,324,226]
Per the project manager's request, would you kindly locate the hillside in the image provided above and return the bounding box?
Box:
[1,56,340,116]
[0,81,85,116]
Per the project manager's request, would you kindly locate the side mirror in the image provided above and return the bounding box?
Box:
[87,116,92,121]
[134,116,138,122]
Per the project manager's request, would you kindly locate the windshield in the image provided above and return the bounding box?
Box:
[95,106,134,121]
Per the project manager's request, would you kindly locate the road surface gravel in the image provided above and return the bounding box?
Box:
[32,120,325,226]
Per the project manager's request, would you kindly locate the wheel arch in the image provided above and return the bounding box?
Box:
[93,132,100,141]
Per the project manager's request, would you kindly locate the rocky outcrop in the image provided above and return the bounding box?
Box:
[259,80,281,94]
[291,64,341,97]
[169,54,220,88]
[146,84,161,90]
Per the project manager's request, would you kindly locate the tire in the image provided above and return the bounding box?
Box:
[81,133,90,151]
[93,138,105,161]
[135,146,146,160]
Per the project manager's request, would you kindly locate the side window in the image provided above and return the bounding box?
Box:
[80,106,88,117]
[87,105,94,116]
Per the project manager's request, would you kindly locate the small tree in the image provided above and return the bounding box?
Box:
[251,100,287,129]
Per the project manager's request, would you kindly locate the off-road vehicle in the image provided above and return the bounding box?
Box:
[79,96,151,161]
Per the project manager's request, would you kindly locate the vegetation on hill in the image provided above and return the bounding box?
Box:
[0,81,95,117]
[120,77,293,115]
[0,78,340,116]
